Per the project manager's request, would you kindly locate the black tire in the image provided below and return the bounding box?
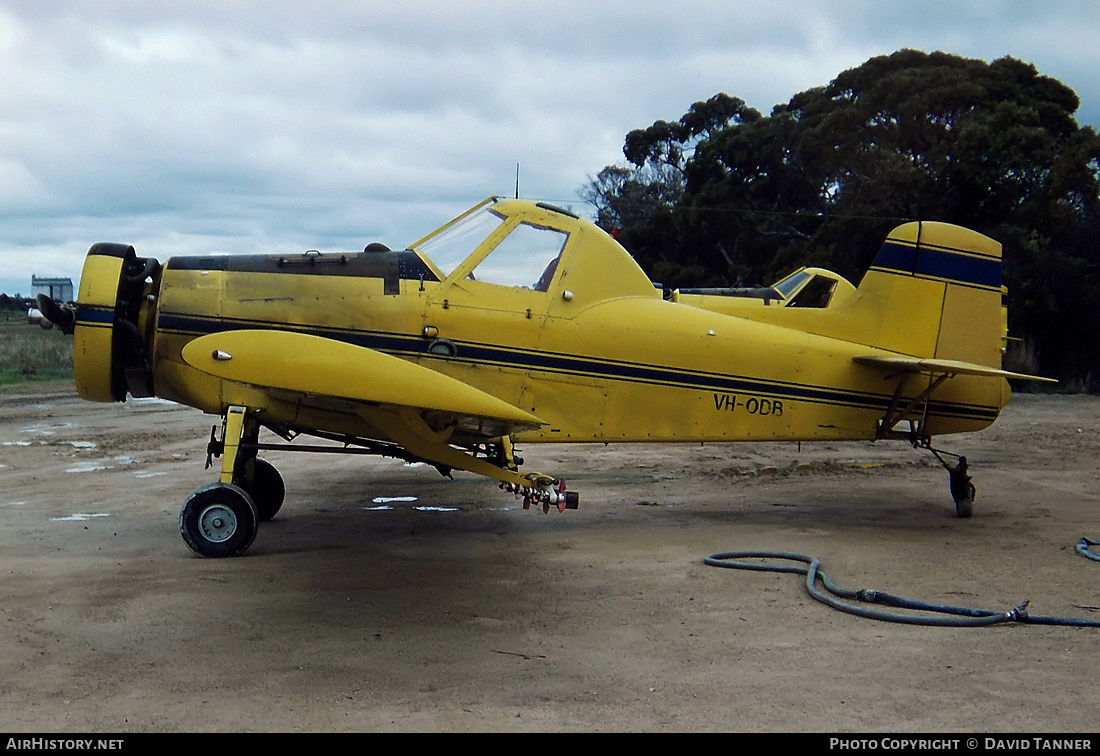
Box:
[235,458,285,521]
[953,487,975,518]
[179,483,259,557]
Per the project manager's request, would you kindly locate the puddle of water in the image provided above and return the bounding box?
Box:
[65,461,111,473]
[364,497,456,512]
[51,513,110,522]
[21,422,77,435]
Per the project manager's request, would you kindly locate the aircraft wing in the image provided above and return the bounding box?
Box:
[853,355,1057,383]
[180,329,546,431]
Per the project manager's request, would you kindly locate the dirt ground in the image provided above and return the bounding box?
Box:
[1,384,1098,733]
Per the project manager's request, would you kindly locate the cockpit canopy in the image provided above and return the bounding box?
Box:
[672,267,856,315]
[408,197,658,305]
[415,200,568,291]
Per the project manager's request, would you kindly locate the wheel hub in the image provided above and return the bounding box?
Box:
[198,504,238,543]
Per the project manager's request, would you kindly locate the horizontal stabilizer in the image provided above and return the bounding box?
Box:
[854,355,1056,383]
[181,329,546,428]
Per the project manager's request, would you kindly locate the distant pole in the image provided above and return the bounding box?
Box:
[515,163,520,199]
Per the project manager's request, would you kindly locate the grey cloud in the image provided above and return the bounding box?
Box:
[1,1,1097,295]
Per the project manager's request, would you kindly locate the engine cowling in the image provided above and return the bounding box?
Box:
[73,243,159,402]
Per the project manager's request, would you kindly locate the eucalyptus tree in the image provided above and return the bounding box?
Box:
[583,50,1100,384]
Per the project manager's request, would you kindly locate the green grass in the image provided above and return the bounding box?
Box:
[0,309,33,324]
[0,321,74,388]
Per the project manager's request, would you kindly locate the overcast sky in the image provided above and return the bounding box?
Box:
[2,0,1099,297]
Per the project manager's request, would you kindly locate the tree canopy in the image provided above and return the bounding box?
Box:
[582,50,1100,388]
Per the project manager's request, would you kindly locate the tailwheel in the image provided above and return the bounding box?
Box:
[953,492,975,519]
[179,482,259,557]
[948,456,975,519]
[926,444,975,518]
[234,458,285,521]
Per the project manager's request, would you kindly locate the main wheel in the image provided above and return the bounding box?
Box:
[235,458,285,521]
[179,483,259,557]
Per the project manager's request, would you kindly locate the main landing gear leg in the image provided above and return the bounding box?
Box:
[926,445,975,519]
[179,406,261,557]
[228,418,285,522]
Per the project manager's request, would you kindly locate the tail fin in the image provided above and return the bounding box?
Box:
[854,221,1003,367]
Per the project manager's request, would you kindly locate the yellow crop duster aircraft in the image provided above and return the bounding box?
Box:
[47,197,1052,557]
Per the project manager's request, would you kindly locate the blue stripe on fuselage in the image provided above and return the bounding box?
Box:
[74,306,115,325]
[155,312,999,422]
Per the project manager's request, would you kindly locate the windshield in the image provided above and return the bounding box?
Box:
[773,270,811,300]
[472,222,569,290]
[414,204,505,277]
